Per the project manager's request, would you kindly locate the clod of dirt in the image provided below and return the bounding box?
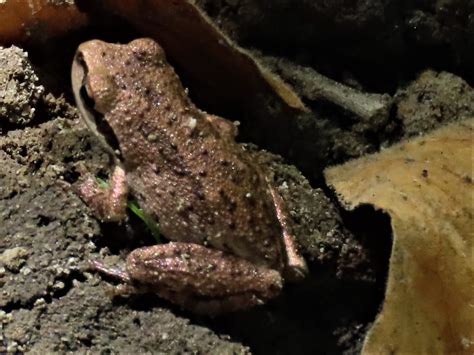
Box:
[0,247,29,273]
[396,70,474,137]
[325,119,474,354]
[0,45,44,126]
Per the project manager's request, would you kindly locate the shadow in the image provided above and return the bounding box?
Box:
[194,205,393,354]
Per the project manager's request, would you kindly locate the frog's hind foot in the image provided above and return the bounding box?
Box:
[89,260,143,297]
[89,260,131,283]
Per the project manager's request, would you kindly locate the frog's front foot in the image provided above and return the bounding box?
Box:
[91,242,283,315]
[89,260,131,283]
[268,185,308,282]
[78,165,129,222]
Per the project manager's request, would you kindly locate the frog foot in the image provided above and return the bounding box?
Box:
[78,165,129,222]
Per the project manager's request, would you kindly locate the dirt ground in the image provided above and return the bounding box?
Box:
[1,1,473,354]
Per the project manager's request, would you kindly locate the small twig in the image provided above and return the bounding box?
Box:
[263,55,393,124]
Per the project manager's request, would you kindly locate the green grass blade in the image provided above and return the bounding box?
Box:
[95,177,162,243]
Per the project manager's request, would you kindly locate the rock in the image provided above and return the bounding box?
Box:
[396,70,474,137]
[0,247,29,272]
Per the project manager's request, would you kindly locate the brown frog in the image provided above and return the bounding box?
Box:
[71,38,307,315]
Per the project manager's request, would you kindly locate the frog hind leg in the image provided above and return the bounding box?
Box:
[268,185,308,282]
[93,242,283,315]
[78,165,129,222]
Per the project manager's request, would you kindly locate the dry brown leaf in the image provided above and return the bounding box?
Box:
[0,0,86,44]
[325,119,474,354]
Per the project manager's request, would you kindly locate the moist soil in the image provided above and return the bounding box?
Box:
[1,1,473,354]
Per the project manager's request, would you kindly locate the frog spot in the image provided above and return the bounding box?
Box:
[194,190,206,200]
[219,158,230,166]
[227,201,237,213]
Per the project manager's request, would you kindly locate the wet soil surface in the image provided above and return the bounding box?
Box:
[1,1,473,354]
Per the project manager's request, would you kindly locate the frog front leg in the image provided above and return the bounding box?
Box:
[78,165,129,222]
[268,184,308,282]
[90,242,283,315]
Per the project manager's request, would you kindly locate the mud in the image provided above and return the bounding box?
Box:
[1,1,473,354]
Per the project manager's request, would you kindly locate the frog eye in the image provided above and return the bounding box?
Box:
[129,38,165,64]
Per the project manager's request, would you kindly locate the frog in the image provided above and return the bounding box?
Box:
[71,38,308,315]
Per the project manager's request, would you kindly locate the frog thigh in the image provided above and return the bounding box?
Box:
[126,242,283,314]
